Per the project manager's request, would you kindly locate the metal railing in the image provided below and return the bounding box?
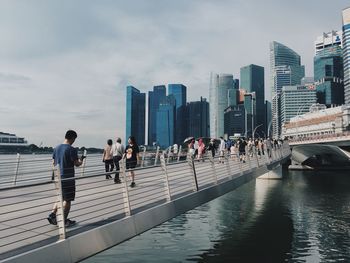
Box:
[0,146,189,188]
[0,143,291,260]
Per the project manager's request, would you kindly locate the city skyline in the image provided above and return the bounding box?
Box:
[0,1,349,147]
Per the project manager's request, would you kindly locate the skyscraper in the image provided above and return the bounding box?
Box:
[342,7,350,104]
[156,95,176,148]
[244,93,256,138]
[186,97,210,139]
[280,85,317,126]
[148,85,166,145]
[224,104,245,136]
[125,86,146,145]
[209,73,234,138]
[168,84,187,144]
[270,41,305,138]
[240,64,265,135]
[314,31,344,107]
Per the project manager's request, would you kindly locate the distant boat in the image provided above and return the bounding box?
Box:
[0,132,29,154]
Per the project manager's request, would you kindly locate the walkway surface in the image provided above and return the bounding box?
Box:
[0,145,290,261]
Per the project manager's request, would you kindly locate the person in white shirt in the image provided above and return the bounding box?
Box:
[219,137,226,163]
[111,137,125,184]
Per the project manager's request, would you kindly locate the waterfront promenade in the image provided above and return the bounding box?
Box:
[0,144,291,262]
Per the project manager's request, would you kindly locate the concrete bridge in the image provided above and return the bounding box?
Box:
[287,132,350,170]
[0,145,291,263]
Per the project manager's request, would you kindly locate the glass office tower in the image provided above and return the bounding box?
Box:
[270,41,305,138]
[125,86,146,145]
[342,7,350,104]
[156,95,176,148]
[168,84,187,144]
[314,31,344,107]
[148,85,166,146]
[186,97,210,139]
[209,73,234,138]
[240,64,265,135]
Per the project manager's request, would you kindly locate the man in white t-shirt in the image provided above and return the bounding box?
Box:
[111,137,125,184]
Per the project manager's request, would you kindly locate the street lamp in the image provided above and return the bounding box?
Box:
[253,124,263,140]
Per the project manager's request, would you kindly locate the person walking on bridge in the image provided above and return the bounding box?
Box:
[47,130,85,227]
[112,137,124,184]
[124,136,140,188]
[102,139,114,180]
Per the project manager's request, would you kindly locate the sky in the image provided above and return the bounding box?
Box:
[0,0,349,148]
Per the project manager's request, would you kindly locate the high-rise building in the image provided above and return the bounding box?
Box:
[270,41,305,138]
[315,31,342,55]
[314,31,344,107]
[280,85,317,126]
[233,79,239,89]
[228,89,239,107]
[244,93,256,138]
[125,86,146,145]
[342,7,350,104]
[148,85,166,146]
[209,73,234,138]
[156,95,176,148]
[186,97,210,139]
[240,64,265,135]
[224,104,245,136]
[168,84,187,144]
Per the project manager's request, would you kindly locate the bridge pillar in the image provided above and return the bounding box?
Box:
[258,165,282,180]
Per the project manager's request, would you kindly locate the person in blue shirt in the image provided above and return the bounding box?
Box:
[47,130,85,227]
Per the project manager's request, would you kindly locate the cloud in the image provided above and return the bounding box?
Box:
[0,72,31,82]
[0,0,348,147]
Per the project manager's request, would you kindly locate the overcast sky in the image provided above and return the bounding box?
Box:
[0,0,349,148]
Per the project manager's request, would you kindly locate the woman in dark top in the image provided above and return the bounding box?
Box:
[124,136,140,188]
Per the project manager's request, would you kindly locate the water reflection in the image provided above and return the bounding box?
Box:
[83,170,350,263]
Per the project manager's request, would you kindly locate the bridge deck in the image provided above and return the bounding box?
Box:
[0,145,291,262]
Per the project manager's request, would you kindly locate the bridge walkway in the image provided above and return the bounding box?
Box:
[0,144,291,262]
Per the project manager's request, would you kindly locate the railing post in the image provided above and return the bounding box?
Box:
[160,155,171,202]
[254,147,260,167]
[80,149,87,177]
[177,145,182,162]
[208,153,218,184]
[154,146,160,166]
[13,153,21,185]
[141,146,146,167]
[120,159,131,216]
[224,154,232,179]
[54,166,66,240]
[166,146,171,164]
[187,152,199,191]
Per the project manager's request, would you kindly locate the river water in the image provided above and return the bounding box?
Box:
[83,169,350,263]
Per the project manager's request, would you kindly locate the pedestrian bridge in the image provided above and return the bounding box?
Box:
[0,144,291,263]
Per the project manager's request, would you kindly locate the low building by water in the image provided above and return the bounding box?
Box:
[0,132,29,154]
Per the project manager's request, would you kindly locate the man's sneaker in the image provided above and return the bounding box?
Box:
[47,213,57,225]
[130,182,136,188]
[65,219,76,227]
[114,179,121,184]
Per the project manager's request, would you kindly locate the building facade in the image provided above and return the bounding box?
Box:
[186,97,210,139]
[224,104,245,137]
[209,73,234,138]
[168,84,187,144]
[343,8,350,104]
[314,31,344,107]
[270,41,305,138]
[280,85,317,126]
[240,64,265,135]
[125,86,146,145]
[282,105,350,139]
[156,95,176,148]
[148,85,166,146]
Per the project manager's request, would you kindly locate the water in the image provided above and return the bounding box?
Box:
[83,169,350,263]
